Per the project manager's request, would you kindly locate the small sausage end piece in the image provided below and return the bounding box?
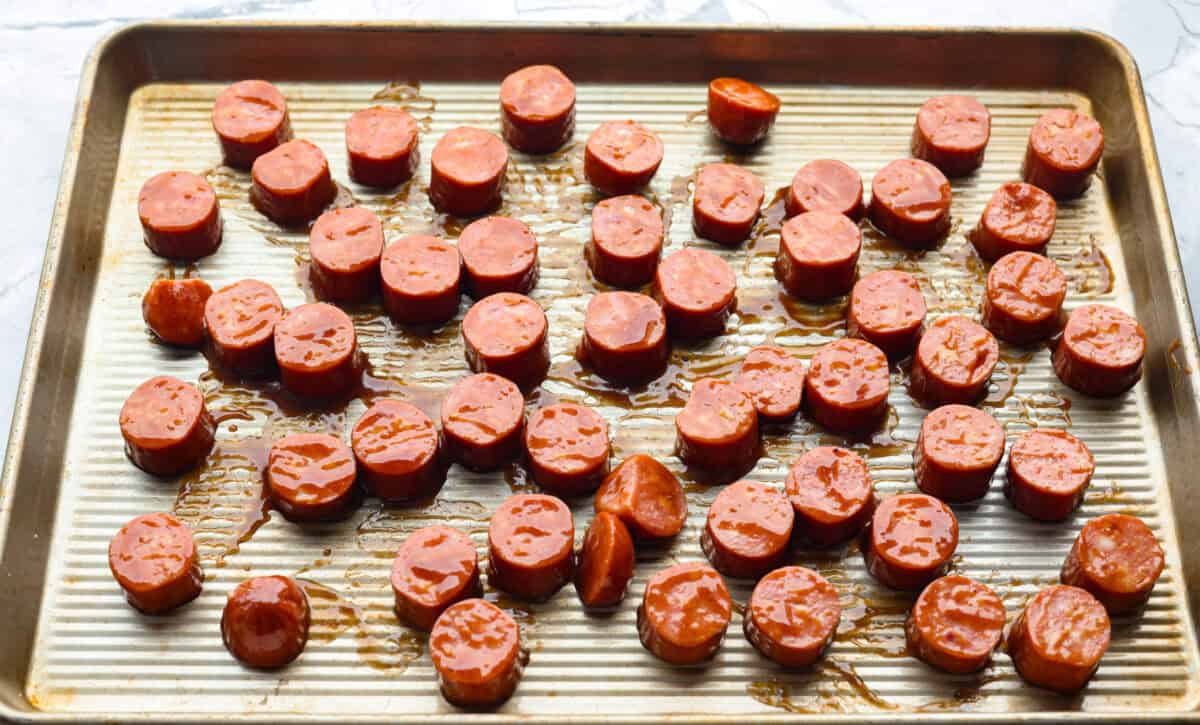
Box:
[594,454,687,540]
[865,493,958,590]
[500,64,576,154]
[786,446,875,546]
[707,77,781,145]
[119,376,215,476]
[675,378,759,474]
[108,512,203,614]
[222,575,310,669]
[345,105,419,188]
[803,338,890,436]
[143,278,213,347]
[1061,513,1164,613]
[431,599,524,708]
[352,400,446,502]
[701,480,794,579]
[524,402,611,497]
[392,526,482,630]
[1053,304,1146,397]
[1023,109,1104,199]
[745,566,841,667]
[250,139,336,226]
[906,575,1005,673]
[638,562,732,664]
[488,494,575,601]
[1005,429,1095,522]
[575,511,635,608]
[1008,585,1110,692]
[847,270,927,360]
[910,95,991,177]
[869,159,952,247]
[138,171,223,260]
[430,126,509,217]
[211,80,292,169]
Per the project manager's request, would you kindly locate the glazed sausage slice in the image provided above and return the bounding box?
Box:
[1053,304,1146,397]
[441,373,524,471]
[308,206,384,303]
[734,345,805,422]
[1023,109,1104,199]
[391,525,482,630]
[581,291,669,384]
[250,139,336,225]
[638,562,732,664]
[584,120,664,196]
[587,194,664,288]
[222,575,310,669]
[461,292,549,391]
[654,247,737,339]
[910,315,999,406]
[847,270,927,360]
[910,95,991,177]
[266,433,361,522]
[865,493,958,590]
[701,480,794,579]
[458,216,539,298]
[692,163,764,245]
[775,211,861,300]
[675,378,759,473]
[594,454,687,540]
[574,511,635,608]
[1008,585,1110,692]
[787,159,864,219]
[211,80,292,169]
[707,77,780,145]
[430,126,508,217]
[345,105,419,188]
[488,494,574,601]
[906,575,1005,673]
[869,159,952,247]
[524,402,611,497]
[380,235,461,325]
[1062,514,1164,614]
[352,399,446,502]
[430,598,524,708]
[143,277,212,347]
[1006,429,1094,522]
[120,376,215,476]
[500,64,576,154]
[274,302,360,399]
[785,446,875,546]
[203,279,284,377]
[745,566,841,667]
[804,338,890,436]
[982,251,1066,345]
[914,404,1004,503]
[970,182,1057,261]
[138,171,222,260]
[108,512,203,614]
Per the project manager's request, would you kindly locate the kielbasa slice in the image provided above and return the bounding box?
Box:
[868,158,952,247]
[380,235,462,325]
[1023,109,1104,199]
[500,64,576,154]
[1053,304,1146,397]
[584,120,664,196]
[441,373,525,472]
[221,575,310,669]
[391,525,482,631]
[692,163,764,245]
[137,171,223,260]
[488,494,574,601]
[1008,584,1110,692]
[308,206,384,303]
[847,269,927,360]
[265,433,361,522]
[430,126,509,217]
[203,279,284,377]
[1061,513,1164,614]
[142,277,213,347]
[906,575,1005,673]
[910,95,991,177]
[734,345,805,422]
[970,182,1057,261]
[574,511,635,608]
[785,446,875,547]
[352,399,445,502]
[1005,429,1095,522]
[250,139,336,225]
[701,480,794,579]
[581,291,669,384]
[431,598,524,708]
[211,80,292,169]
[274,302,360,399]
[675,378,759,473]
[804,338,890,436]
[594,454,687,540]
[706,77,780,146]
[744,566,841,667]
[458,215,539,298]
[775,211,862,301]
[914,404,1004,503]
[910,315,999,406]
[108,512,203,614]
[461,292,549,391]
[586,194,664,288]
[982,251,1066,345]
[345,105,419,188]
[119,376,215,476]
[864,493,958,590]
[654,247,737,339]
[524,402,611,497]
[787,159,864,220]
[638,562,732,665]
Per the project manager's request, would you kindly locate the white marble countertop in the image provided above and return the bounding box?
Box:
[1,0,1197,450]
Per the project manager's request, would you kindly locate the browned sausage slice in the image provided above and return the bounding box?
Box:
[734,345,805,422]
[500,64,576,154]
[1053,304,1146,397]
[587,194,664,288]
[706,77,780,145]
[1005,429,1094,522]
[345,105,419,188]
[1023,109,1104,199]
[654,247,737,339]
[744,566,841,667]
[138,171,223,260]
[308,206,384,303]
[582,291,669,384]
[441,373,525,472]
[461,292,549,391]
[1061,513,1164,614]
[108,512,203,614]
[250,139,336,225]
[675,378,759,472]
[692,163,764,245]
[430,598,524,708]
[266,433,361,522]
[458,215,539,298]
[804,338,890,436]
[910,95,991,177]
[222,575,310,669]
[864,493,958,590]
[524,402,611,497]
[982,251,1066,345]
[352,399,446,502]
[787,159,864,219]
[203,279,284,377]
[637,562,732,664]
[775,211,861,300]
[142,277,213,347]
[701,480,794,579]
[574,511,635,608]
[906,575,1005,673]
[910,315,999,406]
[785,446,875,546]
[1008,584,1110,692]
[120,376,215,476]
[211,80,292,169]
[274,302,360,399]
[488,494,574,601]
[391,525,482,631]
[430,126,508,217]
[847,270,927,360]
[594,454,687,540]
[584,120,664,196]
[380,235,462,325]
[970,182,1057,261]
[869,158,952,247]
[914,404,1004,502]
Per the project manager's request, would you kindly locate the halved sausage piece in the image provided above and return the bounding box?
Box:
[380,235,462,325]
[574,511,635,608]
[120,376,215,476]
[308,206,384,303]
[266,433,361,522]
[429,126,508,217]
[675,378,759,472]
[775,211,861,301]
[785,446,875,546]
[142,278,213,347]
[692,163,764,245]
[500,64,576,154]
[868,158,952,247]
[488,494,574,601]
[1061,513,1164,614]
[586,194,664,288]
[906,575,1005,673]
[706,77,780,145]
[441,373,525,471]
[1023,109,1104,199]
[594,454,687,540]
[910,315,999,406]
[581,291,669,384]
[786,159,864,220]
[345,105,419,188]
[430,598,524,708]
[864,493,958,591]
[221,575,310,669]
[584,120,664,196]
[970,182,1057,261]
[638,562,732,665]
[914,404,1004,503]
[744,566,841,667]
[352,399,445,502]
[1008,584,1110,692]
[274,302,360,399]
[461,292,549,391]
[803,338,890,436]
[701,480,794,579]
[847,270,927,360]
[524,402,611,497]
[910,95,991,177]
[203,279,284,377]
[1053,304,1146,397]
[108,512,203,614]
[654,247,737,339]
[734,345,805,422]
[250,139,336,226]
[391,525,482,631]
[982,251,1066,345]
[459,215,539,298]
[211,80,292,169]
[1006,429,1095,522]
[138,171,223,260]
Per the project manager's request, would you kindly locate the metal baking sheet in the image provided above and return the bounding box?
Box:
[2,22,1199,722]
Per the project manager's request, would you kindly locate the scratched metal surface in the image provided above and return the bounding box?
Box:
[16,73,1200,719]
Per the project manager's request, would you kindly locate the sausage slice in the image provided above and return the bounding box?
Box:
[675,378,759,472]
[1008,584,1110,692]
[868,158,952,246]
[587,194,664,288]
[775,211,861,301]
[594,454,687,540]
[429,126,508,217]
[143,277,213,347]
[706,77,780,145]
[500,64,576,154]
[461,292,550,391]
[524,402,611,497]
[1053,304,1146,397]
[1023,109,1104,199]
[108,512,203,614]
[266,433,361,522]
[1005,429,1094,522]
[581,291,669,384]
[745,566,841,667]
[574,511,635,608]
[211,80,292,169]
[352,399,445,502]
[430,598,524,708]
[459,215,539,298]
[1061,513,1164,613]
[391,525,482,630]
[488,494,574,601]
[203,279,284,377]
[786,159,864,219]
[274,302,360,399]
[734,345,805,422]
[910,315,999,406]
[785,446,875,546]
[692,163,764,245]
[138,171,223,260]
[441,373,525,471]
[380,235,462,325]
[701,480,794,579]
[914,404,1004,503]
[982,251,1066,345]
[847,269,927,360]
[308,206,384,303]
[910,95,991,177]
[970,182,1056,261]
[654,247,737,339]
[638,562,732,664]
[864,493,958,590]
[221,575,310,669]
[120,376,215,476]
[250,139,336,225]
[345,105,419,188]
[906,575,1005,673]
[584,120,664,196]
[804,338,890,436]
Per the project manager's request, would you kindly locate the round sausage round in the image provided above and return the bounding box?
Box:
[910,315,999,406]
[584,120,664,196]
[266,433,361,522]
[138,171,223,260]
[524,402,611,497]
[211,80,292,169]
[391,525,481,631]
[458,215,539,298]
[982,251,1066,345]
[430,598,524,708]
[308,206,384,303]
[654,247,737,339]
[500,64,576,154]
[775,211,862,300]
[461,292,549,391]
[865,493,959,590]
[274,303,360,399]
[581,291,669,384]
[1053,304,1146,397]
[352,399,445,502]
[203,279,284,377]
[701,480,794,579]
[970,182,1057,261]
[441,373,525,471]
[429,126,508,217]
[250,139,336,226]
[910,95,991,177]
[488,494,574,601]
[594,454,687,540]
[143,277,213,347]
[574,511,635,608]
[786,159,864,219]
[692,163,764,245]
[108,512,203,614]
[1005,429,1094,522]
[1023,109,1104,199]
[804,338,890,436]
[638,562,732,665]
[906,575,1005,673]
[706,77,780,145]
[785,446,875,546]
[847,269,927,360]
[221,575,310,669]
[869,159,952,246]
[744,566,841,667]
[675,378,759,472]
[1008,584,1110,692]
[734,345,805,422]
[345,105,419,188]
[120,376,215,476]
[380,235,462,325]
[586,194,664,288]
[914,404,1004,503]
[1062,513,1164,614]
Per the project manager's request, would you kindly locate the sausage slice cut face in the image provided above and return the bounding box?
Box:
[675,378,759,473]
[775,211,862,301]
[654,248,737,339]
[1005,429,1095,522]
[266,433,361,522]
[119,376,216,476]
[143,277,213,347]
[914,404,1004,503]
[910,315,999,406]
[221,575,311,669]
[458,215,539,298]
[787,159,864,219]
[461,292,550,391]
[847,270,927,360]
[273,302,360,399]
[906,575,1005,673]
[970,182,1056,261]
[584,120,664,196]
[488,494,575,601]
[637,562,732,664]
[352,399,445,502]
[250,139,336,225]
[594,454,687,540]
[587,194,664,288]
[138,171,223,260]
[865,493,958,590]
[524,402,611,497]
[701,480,794,579]
[868,158,952,246]
[982,251,1066,345]
[574,511,636,608]
[745,566,841,667]
[1008,584,1110,693]
[345,105,420,188]
[1023,109,1104,199]
[706,77,780,145]
[803,338,890,436]
[692,163,765,245]
[108,512,203,614]
[211,79,292,169]
[582,291,669,384]
[786,446,875,546]
[391,525,482,631]
[308,206,384,303]
[203,279,284,377]
[1053,304,1146,397]
[734,345,806,422]
[500,64,576,154]
[429,126,509,217]
[380,235,462,325]
[441,373,525,471]
[1061,513,1164,614]
[910,95,991,177]
[430,598,524,708]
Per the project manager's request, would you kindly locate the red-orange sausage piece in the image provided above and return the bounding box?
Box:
[701,480,794,579]
[203,279,284,378]
[911,95,991,177]
[869,159,952,247]
[524,402,611,497]
[586,195,664,289]
[1008,585,1110,692]
[440,373,525,472]
[430,126,509,217]
[847,270,927,361]
[914,404,1004,503]
[308,206,384,303]
[744,566,841,667]
[906,575,1005,674]
[910,315,999,406]
[1023,109,1104,199]
[1006,429,1095,522]
[692,163,764,245]
[775,211,861,301]
[575,511,635,608]
[431,599,524,708]
[265,433,361,522]
[274,303,360,399]
[461,292,550,391]
[786,446,875,547]
[594,454,687,540]
[804,338,890,436]
[865,493,959,591]
[345,106,419,188]
[1053,304,1146,397]
[352,399,446,502]
[250,139,336,226]
[582,291,669,384]
[488,494,575,601]
[970,182,1057,261]
[380,235,462,325]
[1062,514,1164,614]
[500,64,576,154]
[138,171,223,260]
[707,77,780,146]
[458,216,539,298]
[221,575,310,669]
[654,247,737,339]
[787,159,864,220]
[108,512,203,614]
[211,80,292,169]
[982,251,1066,345]
[143,278,213,347]
[675,378,759,473]
[735,345,805,422]
[584,120,664,196]
[638,562,732,665]
[119,376,215,476]
[391,525,482,631]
